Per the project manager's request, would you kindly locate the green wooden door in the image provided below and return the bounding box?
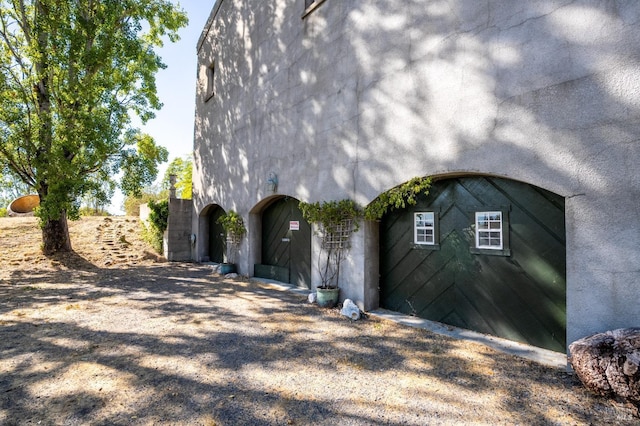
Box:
[256,198,311,288]
[380,176,566,352]
[208,206,226,263]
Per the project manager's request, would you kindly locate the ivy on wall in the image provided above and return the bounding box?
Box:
[364,176,432,220]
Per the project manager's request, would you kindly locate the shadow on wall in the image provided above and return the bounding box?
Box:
[193,1,640,343]
[196,1,640,206]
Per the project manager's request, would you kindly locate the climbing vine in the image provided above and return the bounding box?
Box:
[299,199,362,288]
[298,199,362,233]
[364,176,432,220]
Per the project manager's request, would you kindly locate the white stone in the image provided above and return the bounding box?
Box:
[341,299,361,320]
[224,273,238,279]
[308,292,317,304]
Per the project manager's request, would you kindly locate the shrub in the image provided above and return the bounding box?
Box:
[216,210,246,263]
[142,199,169,253]
[123,191,166,216]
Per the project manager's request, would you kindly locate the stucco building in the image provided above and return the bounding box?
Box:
[192,0,640,354]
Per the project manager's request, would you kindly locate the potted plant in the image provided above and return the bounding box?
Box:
[299,199,362,307]
[216,210,246,274]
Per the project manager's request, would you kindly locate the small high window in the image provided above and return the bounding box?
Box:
[475,211,503,250]
[205,62,215,101]
[414,212,435,245]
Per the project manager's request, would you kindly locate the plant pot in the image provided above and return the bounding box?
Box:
[316,287,340,308]
[219,263,237,274]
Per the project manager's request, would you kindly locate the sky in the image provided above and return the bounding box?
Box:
[110,0,215,213]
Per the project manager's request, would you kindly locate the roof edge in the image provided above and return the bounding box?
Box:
[197,0,224,53]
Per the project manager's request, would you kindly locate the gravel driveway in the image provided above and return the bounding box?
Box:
[1,261,637,425]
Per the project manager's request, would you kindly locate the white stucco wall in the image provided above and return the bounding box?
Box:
[193,0,640,351]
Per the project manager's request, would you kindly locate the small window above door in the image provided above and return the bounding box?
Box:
[471,210,511,256]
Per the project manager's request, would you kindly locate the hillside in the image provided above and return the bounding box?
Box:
[0,216,163,279]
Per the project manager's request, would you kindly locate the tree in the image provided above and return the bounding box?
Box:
[0,0,187,254]
[123,190,164,216]
[80,175,115,215]
[0,164,30,208]
[162,154,192,199]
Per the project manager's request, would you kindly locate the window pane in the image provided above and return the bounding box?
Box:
[415,212,435,245]
[425,229,433,243]
[476,211,504,250]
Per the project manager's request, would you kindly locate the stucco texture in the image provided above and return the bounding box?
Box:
[193,0,640,352]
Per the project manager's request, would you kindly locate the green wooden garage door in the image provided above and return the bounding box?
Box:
[208,206,226,264]
[255,197,312,288]
[380,176,566,352]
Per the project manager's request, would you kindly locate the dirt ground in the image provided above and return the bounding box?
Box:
[0,216,638,425]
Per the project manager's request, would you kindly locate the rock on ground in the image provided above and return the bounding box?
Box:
[569,328,640,408]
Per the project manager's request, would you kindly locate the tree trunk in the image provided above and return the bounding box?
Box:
[41,211,72,255]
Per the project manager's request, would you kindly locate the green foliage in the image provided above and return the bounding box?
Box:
[0,208,7,217]
[79,206,110,217]
[163,155,192,199]
[0,0,187,252]
[216,210,246,240]
[142,198,169,253]
[120,132,170,198]
[299,199,362,232]
[81,176,115,215]
[148,199,169,232]
[364,176,432,220]
[299,199,362,289]
[216,210,245,264]
[0,166,30,208]
[141,221,163,254]
[123,191,165,216]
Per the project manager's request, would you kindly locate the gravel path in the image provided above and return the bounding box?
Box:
[1,260,638,425]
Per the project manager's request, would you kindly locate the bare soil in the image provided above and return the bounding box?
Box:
[0,216,637,425]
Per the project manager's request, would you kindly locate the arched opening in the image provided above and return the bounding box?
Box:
[253,196,312,289]
[198,204,226,263]
[378,175,566,352]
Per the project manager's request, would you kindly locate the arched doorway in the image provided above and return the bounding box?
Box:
[379,176,566,352]
[254,197,312,288]
[202,205,226,263]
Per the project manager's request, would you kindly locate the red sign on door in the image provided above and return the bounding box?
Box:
[289,221,300,231]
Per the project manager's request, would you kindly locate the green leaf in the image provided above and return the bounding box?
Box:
[0,0,187,252]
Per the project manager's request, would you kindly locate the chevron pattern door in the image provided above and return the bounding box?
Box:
[380,176,566,352]
[258,197,312,288]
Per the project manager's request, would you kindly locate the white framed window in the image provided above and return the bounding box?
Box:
[475,211,503,250]
[414,212,435,245]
